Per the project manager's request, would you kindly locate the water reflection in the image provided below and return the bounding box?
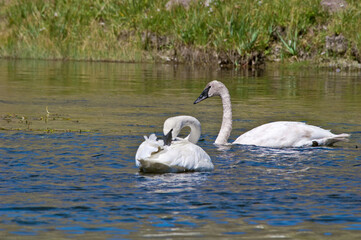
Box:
[135,172,210,193]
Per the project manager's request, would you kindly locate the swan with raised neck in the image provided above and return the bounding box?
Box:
[194,81,232,145]
[194,80,350,147]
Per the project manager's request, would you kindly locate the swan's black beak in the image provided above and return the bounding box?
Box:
[163,129,173,146]
[194,86,210,104]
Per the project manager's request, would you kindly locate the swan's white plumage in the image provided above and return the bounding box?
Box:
[194,80,350,148]
[234,121,349,147]
[135,116,213,173]
[135,134,163,162]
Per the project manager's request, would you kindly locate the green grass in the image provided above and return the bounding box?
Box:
[0,0,360,67]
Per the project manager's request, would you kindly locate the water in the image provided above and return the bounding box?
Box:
[0,59,360,239]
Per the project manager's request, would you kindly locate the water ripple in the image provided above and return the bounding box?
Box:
[0,131,360,238]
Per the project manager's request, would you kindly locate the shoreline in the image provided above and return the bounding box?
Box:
[1,0,361,70]
[1,54,360,71]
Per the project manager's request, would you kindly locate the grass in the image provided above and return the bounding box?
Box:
[278,30,299,57]
[0,0,360,67]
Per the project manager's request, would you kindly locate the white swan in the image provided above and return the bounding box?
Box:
[135,116,214,173]
[194,80,350,147]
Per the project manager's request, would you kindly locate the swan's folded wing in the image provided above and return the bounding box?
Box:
[156,141,213,172]
[135,134,164,167]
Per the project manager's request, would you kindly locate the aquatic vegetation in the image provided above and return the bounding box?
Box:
[1,109,89,133]
[0,0,360,67]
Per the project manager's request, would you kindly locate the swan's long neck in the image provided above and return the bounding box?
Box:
[164,116,201,144]
[215,88,232,145]
[187,123,201,144]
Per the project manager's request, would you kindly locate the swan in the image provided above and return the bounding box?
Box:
[194,80,350,147]
[135,115,214,173]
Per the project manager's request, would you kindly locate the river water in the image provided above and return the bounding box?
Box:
[0,59,360,239]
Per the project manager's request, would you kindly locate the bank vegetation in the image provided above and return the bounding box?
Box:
[0,0,360,68]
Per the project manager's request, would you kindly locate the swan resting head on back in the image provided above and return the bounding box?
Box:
[135,115,214,173]
[194,80,350,148]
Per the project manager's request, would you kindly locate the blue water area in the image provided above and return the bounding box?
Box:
[0,131,360,238]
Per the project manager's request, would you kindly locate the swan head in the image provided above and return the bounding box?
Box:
[163,128,173,146]
[194,80,226,104]
[163,116,201,144]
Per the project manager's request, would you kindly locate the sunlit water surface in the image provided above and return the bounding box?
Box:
[0,60,360,239]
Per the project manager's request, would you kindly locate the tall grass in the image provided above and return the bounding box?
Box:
[0,0,360,65]
[327,1,361,58]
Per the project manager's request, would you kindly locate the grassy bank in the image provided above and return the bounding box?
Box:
[0,0,360,68]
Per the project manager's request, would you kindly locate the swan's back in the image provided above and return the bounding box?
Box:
[143,140,213,172]
[233,121,349,147]
[136,138,213,173]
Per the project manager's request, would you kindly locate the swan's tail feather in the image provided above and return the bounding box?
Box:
[324,133,350,146]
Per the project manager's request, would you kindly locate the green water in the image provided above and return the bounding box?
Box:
[1,60,360,141]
